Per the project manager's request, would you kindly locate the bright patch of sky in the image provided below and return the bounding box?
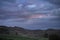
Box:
[26,4,36,9]
[22,1,57,12]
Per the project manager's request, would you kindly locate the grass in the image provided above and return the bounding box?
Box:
[0,34,48,40]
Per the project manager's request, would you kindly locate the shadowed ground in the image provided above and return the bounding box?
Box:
[0,34,48,40]
[49,34,60,40]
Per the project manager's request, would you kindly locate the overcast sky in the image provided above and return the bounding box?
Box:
[0,0,60,30]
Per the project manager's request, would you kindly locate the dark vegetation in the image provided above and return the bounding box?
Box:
[0,38,13,40]
[0,26,9,34]
[0,34,48,40]
[44,33,48,38]
[49,34,60,40]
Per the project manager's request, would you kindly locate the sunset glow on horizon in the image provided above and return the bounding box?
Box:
[29,14,51,19]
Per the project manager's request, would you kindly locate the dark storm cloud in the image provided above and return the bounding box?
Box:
[0,0,26,19]
[0,0,16,3]
[47,0,60,7]
[48,0,60,4]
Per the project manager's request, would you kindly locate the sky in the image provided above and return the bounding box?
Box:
[0,0,60,30]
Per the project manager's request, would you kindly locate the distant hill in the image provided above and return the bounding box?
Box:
[0,26,60,38]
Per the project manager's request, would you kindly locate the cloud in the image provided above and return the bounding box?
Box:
[47,0,60,7]
[1,15,59,30]
[26,4,36,9]
[0,0,60,30]
[0,0,16,3]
